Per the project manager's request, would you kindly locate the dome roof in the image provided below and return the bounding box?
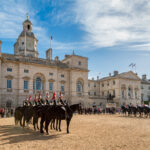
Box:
[23,19,32,25]
[19,31,37,40]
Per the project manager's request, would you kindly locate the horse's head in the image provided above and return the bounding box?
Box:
[70,104,80,113]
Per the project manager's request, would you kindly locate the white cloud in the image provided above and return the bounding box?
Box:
[73,0,150,49]
[0,0,81,54]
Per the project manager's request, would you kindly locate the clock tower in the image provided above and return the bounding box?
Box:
[14,15,39,57]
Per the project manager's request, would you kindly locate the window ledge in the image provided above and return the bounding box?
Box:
[7,89,12,92]
[24,90,29,93]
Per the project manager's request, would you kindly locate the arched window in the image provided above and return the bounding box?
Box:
[122,90,125,98]
[27,25,30,30]
[128,87,132,98]
[77,81,83,93]
[36,77,41,90]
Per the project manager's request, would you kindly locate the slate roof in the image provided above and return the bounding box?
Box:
[19,31,37,39]
[23,19,32,25]
[1,53,69,69]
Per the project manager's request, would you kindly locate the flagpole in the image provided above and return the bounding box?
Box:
[50,34,52,48]
[25,29,26,56]
[135,64,137,73]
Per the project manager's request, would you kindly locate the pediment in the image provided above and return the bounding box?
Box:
[22,76,30,80]
[5,75,14,79]
[48,79,55,82]
[119,71,141,80]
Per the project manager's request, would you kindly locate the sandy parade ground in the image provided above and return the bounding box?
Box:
[0,114,150,150]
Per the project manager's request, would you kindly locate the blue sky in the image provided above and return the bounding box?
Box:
[1,0,150,79]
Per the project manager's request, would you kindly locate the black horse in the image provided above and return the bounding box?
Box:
[14,106,26,126]
[40,104,80,134]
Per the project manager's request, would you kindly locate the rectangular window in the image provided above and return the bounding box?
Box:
[24,69,29,73]
[88,83,90,87]
[49,73,53,76]
[113,90,115,96]
[141,94,144,101]
[24,80,28,90]
[78,61,81,66]
[94,92,96,96]
[49,82,53,91]
[94,84,96,88]
[7,80,12,89]
[88,92,90,95]
[102,92,104,96]
[7,68,12,72]
[61,84,64,92]
[113,80,116,85]
[61,74,64,78]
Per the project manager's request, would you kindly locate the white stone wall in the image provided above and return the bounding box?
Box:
[62,55,88,70]
[0,57,89,108]
[141,82,150,101]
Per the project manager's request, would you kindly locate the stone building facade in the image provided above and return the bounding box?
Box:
[0,17,88,108]
[88,71,141,107]
[0,17,142,109]
[141,74,150,101]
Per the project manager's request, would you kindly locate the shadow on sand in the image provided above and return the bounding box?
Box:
[0,125,65,145]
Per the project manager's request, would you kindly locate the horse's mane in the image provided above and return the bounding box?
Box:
[70,104,80,113]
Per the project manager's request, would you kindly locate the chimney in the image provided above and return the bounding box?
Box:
[97,76,99,80]
[55,56,59,61]
[46,48,52,60]
[92,77,94,80]
[142,74,146,80]
[65,55,69,59]
[114,70,118,76]
[109,73,111,77]
[0,40,2,57]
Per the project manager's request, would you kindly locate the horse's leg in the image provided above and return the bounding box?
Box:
[20,116,23,127]
[40,116,44,133]
[59,119,61,132]
[50,119,53,130]
[56,118,58,131]
[33,116,36,130]
[66,119,70,134]
[37,118,39,130]
[45,119,51,135]
[53,119,55,129]
[22,116,26,128]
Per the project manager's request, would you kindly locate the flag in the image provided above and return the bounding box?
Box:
[133,63,136,67]
[129,63,133,67]
[50,35,52,40]
[24,28,26,32]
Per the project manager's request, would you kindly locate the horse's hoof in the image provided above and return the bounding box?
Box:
[59,129,61,132]
[40,130,44,134]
